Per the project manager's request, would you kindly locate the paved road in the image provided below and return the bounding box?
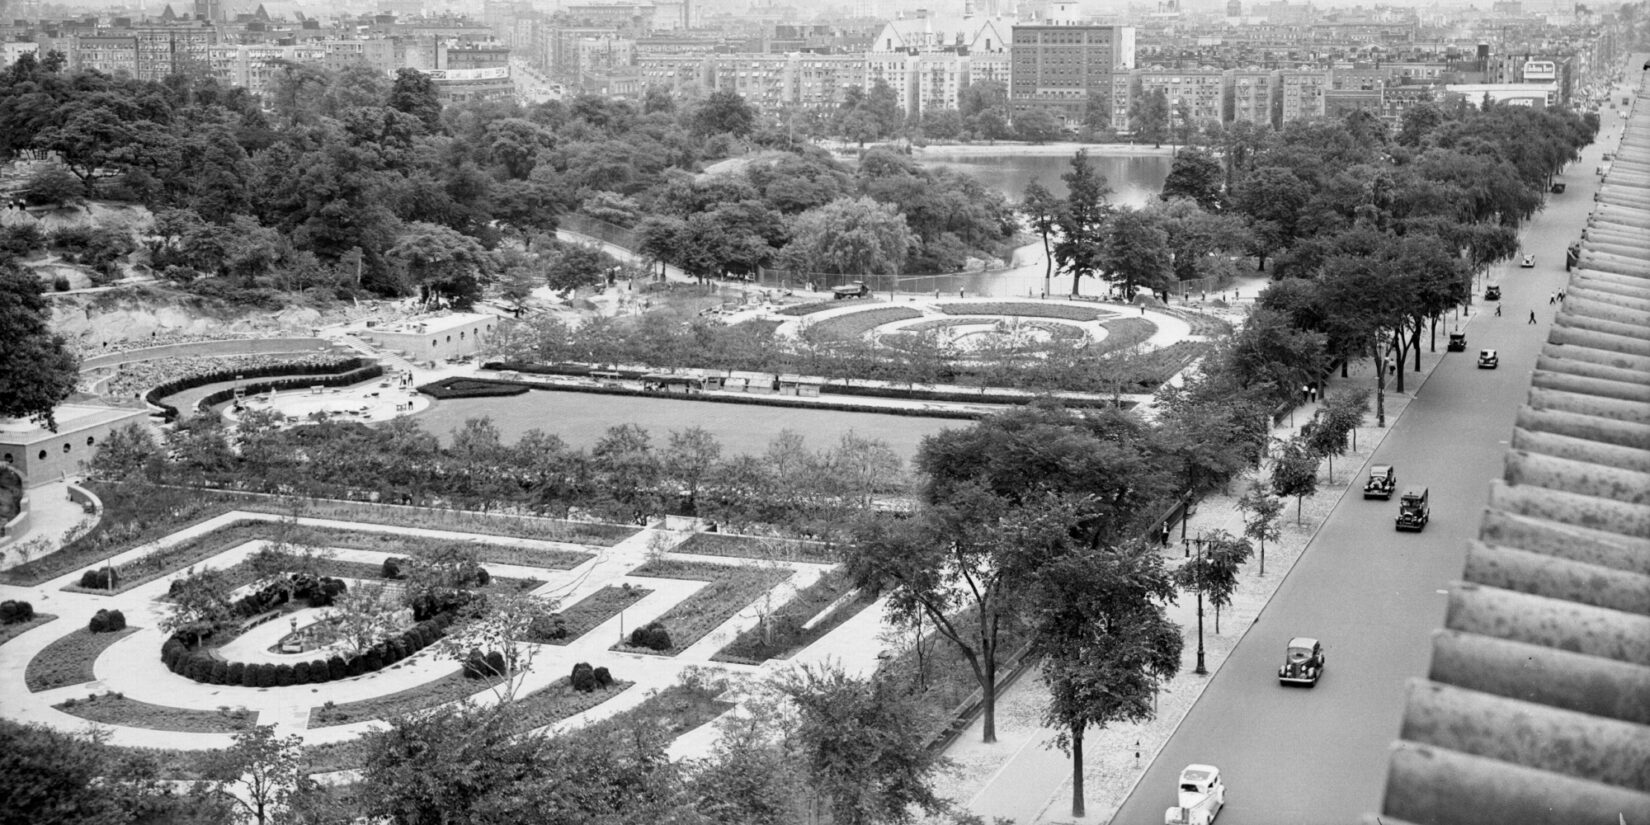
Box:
[1108,105,1626,823]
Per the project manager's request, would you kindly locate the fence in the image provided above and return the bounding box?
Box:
[559,213,643,253]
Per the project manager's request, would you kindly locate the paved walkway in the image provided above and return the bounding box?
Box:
[0,480,95,568]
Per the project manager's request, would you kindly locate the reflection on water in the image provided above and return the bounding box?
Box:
[915,150,1173,208]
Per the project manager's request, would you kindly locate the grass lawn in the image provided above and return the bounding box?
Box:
[0,613,57,647]
[712,570,876,664]
[299,526,590,570]
[54,691,258,733]
[235,497,640,547]
[673,532,834,564]
[621,559,793,655]
[27,626,140,692]
[308,667,506,728]
[528,584,652,645]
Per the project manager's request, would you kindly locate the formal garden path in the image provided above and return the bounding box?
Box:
[0,513,887,755]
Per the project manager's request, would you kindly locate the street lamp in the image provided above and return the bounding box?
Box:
[1193,534,1208,676]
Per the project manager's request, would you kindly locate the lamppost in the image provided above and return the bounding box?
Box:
[1193,534,1208,675]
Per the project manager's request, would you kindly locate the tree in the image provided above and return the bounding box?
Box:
[1237,482,1283,576]
[1014,107,1061,143]
[778,663,947,825]
[221,726,315,825]
[662,426,722,515]
[1052,150,1113,296]
[0,718,232,825]
[692,89,756,137]
[1270,437,1320,525]
[0,265,79,430]
[782,196,914,278]
[546,242,616,293]
[329,582,401,656]
[437,591,556,702]
[161,567,237,643]
[1028,539,1182,818]
[22,163,83,207]
[1160,147,1225,211]
[1129,88,1170,147]
[1020,179,1060,296]
[1098,208,1173,300]
[387,68,441,132]
[1173,530,1252,635]
[691,683,805,825]
[387,222,494,308]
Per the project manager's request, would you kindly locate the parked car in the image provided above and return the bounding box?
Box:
[1521,254,1536,268]
[1551,182,1566,194]
[1485,285,1501,301]
[1478,349,1499,369]
[1278,637,1325,686]
[1363,464,1397,499]
[1395,487,1430,532]
[1447,332,1467,352]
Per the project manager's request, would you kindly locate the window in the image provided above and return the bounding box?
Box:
[87,436,95,446]
[63,443,72,454]
[39,450,48,460]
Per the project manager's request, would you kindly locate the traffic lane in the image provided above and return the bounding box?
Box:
[1113,358,1528,825]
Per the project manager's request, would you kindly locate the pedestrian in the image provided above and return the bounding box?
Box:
[1140,304,1145,315]
[1495,305,1502,316]
[1529,310,1537,324]
[1558,289,1566,302]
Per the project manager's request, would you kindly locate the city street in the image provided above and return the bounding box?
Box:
[1107,101,1629,823]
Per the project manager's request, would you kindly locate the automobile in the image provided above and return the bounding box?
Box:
[1395,487,1431,532]
[1278,637,1326,686]
[830,281,870,300]
[1485,284,1501,301]
[1478,349,1499,369]
[1447,332,1467,352]
[1363,464,1397,499]
[1551,182,1567,194]
[1521,254,1536,268]
[1164,765,1226,825]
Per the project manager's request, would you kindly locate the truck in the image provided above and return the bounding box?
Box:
[1165,764,1225,825]
[1395,487,1430,532]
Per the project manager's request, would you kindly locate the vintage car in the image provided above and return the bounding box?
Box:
[1521,253,1536,268]
[1395,487,1431,532]
[1447,332,1467,352]
[1477,349,1499,369]
[1165,765,1226,825]
[830,281,870,300]
[1363,464,1397,499]
[1485,284,1502,301]
[1278,637,1326,686]
[1551,182,1567,194]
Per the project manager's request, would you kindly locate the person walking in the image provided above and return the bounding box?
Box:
[1495,305,1502,316]
[1549,292,1556,305]
[1529,310,1538,324]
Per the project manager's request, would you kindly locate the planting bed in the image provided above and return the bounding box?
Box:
[712,570,875,664]
[804,307,923,339]
[0,613,57,646]
[528,584,652,645]
[621,559,794,655]
[936,302,1107,322]
[308,668,507,728]
[55,692,258,733]
[673,532,833,563]
[27,626,140,692]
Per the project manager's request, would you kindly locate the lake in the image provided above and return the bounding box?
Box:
[914,149,1173,208]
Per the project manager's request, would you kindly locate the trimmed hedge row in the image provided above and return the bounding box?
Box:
[417,377,531,400]
[935,301,1106,322]
[145,357,374,422]
[460,375,988,420]
[195,365,387,414]
[161,611,457,687]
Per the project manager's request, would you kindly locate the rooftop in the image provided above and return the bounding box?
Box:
[0,405,151,445]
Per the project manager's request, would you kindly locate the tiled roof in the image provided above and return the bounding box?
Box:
[1371,73,1650,825]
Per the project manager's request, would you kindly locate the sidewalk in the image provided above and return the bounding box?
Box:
[0,480,95,566]
[939,307,1473,823]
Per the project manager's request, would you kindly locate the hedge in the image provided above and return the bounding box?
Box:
[144,357,375,422]
[161,614,452,686]
[935,301,1107,322]
[439,376,986,421]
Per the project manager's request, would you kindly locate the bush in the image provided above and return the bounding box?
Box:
[485,650,506,677]
[293,662,312,684]
[162,639,186,670]
[1,600,36,624]
[210,660,230,685]
[628,622,672,652]
[79,569,117,590]
[592,666,613,689]
[255,663,277,688]
[308,577,347,608]
[240,663,259,687]
[327,656,348,681]
[381,557,404,579]
[274,664,295,687]
[187,656,212,682]
[0,223,45,255]
[570,662,595,692]
[363,650,385,672]
[88,609,127,633]
[53,274,71,292]
[346,655,367,677]
[530,614,568,640]
[475,568,491,586]
[226,661,245,686]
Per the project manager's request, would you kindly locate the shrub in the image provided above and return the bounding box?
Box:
[346,656,366,677]
[53,274,71,291]
[593,666,613,689]
[363,650,384,672]
[628,622,672,652]
[381,557,404,579]
[570,662,595,692]
[88,609,127,633]
[327,656,348,681]
[255,663,277,688]
[161,639,186,670]
[187,656,213,682]
[240,663,259,687]
[531,614,568,640]
[226,662,245,686]
[0,223,45,255]
[462,649,489,679]
[475,568,491,586]
[293,662,312,684]
[274,664,295,687]
[387,637,409,662]
[79,569,117,590]
[1,600,35,624]
[485,651,506,677]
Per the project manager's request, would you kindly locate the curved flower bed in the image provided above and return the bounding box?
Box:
[162,611,458,688]
[935,301,1107,322]
[803,306,923,340]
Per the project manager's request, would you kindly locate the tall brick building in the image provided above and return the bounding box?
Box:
[1008,23,1134,125]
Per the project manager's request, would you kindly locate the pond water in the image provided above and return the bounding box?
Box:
[915,150,1173,208]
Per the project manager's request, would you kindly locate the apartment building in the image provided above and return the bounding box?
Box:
[71,34,138,76]
[1274,67,1327,127]
[1009,23,1134,125]
[1225,67,1273,124]
[865,14,1009,115]
[210,43,323,96]
[1135,67,1225,126]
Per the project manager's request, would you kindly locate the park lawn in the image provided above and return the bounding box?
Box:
[308,667,506,728]
[528,584,652,645]
[1,483,241,587]
[61,519,270,596]
[54,691,258,733]
[620,559,794,655]
[296,526,591,570]
[234,497,641,547]
[0,613,58,647]
[673,531,834,564]
[806,306,923,339]
[27,626,141,692]
[712,570,876,664]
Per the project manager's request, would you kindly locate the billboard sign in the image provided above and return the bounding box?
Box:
[1523,59,1556,82]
